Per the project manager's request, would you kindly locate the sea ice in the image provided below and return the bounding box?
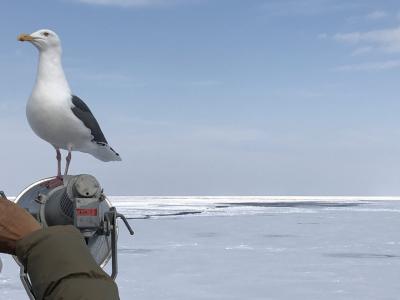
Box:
[1,197,400,299]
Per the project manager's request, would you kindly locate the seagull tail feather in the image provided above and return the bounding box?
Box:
[89,142,122,162]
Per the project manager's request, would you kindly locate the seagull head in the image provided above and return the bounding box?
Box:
[18,29,61,52]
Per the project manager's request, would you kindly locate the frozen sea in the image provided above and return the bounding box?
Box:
[2,196,400,299]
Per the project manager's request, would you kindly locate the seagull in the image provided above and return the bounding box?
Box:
[18,29,121,186]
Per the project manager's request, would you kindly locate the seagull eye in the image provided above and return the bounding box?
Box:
[42,32,50,37]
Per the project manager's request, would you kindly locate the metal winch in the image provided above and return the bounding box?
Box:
[13,174,134,299]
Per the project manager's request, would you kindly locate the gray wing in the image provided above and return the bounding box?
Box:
[71,95,108,144]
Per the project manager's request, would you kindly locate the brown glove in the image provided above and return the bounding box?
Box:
[0,195,41,255]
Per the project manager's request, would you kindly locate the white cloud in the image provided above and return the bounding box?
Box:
[75,0,165,6]
[335,60,400,71]
[318,33,328,39]
[347,10,388,23]
[187,80,221,87]
[365,10,387,20]
[351,46,373,56]
[189,126,267,145]
[71,0,199,7]
[261,0,363,17]
[333,26,400,53]
[64,67,148,88]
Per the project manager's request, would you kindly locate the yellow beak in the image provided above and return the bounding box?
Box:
[18,33,34,42]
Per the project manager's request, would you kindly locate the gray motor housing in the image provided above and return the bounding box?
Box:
[43,175,103,234]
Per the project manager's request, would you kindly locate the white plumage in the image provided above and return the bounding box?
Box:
[19,29,121,184]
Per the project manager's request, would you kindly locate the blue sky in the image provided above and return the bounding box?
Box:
[1,0,400,195]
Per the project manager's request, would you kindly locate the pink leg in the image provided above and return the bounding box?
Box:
[56,148,62,178]
[64,150,72,177]
[42,148,64,188]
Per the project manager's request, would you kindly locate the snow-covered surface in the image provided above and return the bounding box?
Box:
[2,196,400,299]
[110,195,400,219]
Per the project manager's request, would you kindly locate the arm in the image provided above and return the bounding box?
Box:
[0,196,120,300]
[16,226,120,300]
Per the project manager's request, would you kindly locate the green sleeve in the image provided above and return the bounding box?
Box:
[16,225,120,300]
